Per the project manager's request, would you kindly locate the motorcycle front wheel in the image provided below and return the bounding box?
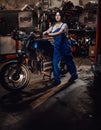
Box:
[0,61,30,91]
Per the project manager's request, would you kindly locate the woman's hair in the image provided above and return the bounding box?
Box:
[55,9,64,22]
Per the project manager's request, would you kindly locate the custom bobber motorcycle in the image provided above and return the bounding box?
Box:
[0,30,65,91]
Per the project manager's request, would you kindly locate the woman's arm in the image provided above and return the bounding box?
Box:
[48,23,68,37]
[43,27,53,35]
[48,28,64,36]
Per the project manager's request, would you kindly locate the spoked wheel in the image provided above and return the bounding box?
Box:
[0,61,30,91]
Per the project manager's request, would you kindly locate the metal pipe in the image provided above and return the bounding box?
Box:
[94,0,101,63]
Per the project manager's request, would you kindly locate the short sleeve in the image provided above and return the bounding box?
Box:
[48,26,53,32]
[61,23,68,34]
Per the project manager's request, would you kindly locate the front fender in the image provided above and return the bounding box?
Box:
[0,59,18,71]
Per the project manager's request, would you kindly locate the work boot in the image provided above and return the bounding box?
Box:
[68,75,78,83]
[51,80,61,86]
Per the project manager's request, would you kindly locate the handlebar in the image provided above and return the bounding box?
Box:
[11,29,54,44]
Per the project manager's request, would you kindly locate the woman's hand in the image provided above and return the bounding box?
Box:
[48,33,54,37]
[43,31,48,35]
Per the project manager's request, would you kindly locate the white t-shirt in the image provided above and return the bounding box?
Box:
[48,23,68,35]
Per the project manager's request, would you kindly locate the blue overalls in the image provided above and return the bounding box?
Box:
[52,24,78,82]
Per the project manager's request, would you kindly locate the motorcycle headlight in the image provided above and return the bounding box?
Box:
[12,30,26,40]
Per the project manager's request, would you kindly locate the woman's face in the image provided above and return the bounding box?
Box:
[55,12,61,22]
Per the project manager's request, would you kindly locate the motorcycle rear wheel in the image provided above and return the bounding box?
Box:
[0,62,30,91]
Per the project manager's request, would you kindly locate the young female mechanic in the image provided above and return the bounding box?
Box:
[43,10,78,86]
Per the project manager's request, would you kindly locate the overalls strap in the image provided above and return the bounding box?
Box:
[60,23,64,29]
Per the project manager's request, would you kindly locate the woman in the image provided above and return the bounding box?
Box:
[43,10,78,86]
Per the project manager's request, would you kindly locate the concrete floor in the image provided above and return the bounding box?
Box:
[0,57,100,130]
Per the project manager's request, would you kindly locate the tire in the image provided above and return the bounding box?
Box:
[0,61,30,91]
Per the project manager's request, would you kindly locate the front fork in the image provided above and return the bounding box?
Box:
[13,52,26,78]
